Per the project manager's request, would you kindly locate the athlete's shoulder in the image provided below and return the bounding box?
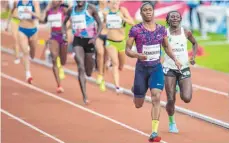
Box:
[67,6,73,15]
[129,23,143,36]
[88,3,96,10]
[119,6,128,12]
[156,24,166,30]
[132,23,142,30]
[183,27,193,38]
[183,27,191,34]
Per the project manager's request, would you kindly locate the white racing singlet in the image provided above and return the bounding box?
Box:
[48,13,62,27]
[163,27,189,70]
[18,6,33,19]
[142,44,161,62]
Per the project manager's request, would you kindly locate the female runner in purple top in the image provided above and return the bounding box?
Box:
[39,0,68,93]
[125,2,181,142]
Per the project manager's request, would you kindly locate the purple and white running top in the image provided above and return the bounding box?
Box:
[129,23,167,66]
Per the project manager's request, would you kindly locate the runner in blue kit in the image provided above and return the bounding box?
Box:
[125,2,182,142]
[163,11,198,133]
[6,0,40,84]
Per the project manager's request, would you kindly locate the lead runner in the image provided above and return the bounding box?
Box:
[125,2,182,142]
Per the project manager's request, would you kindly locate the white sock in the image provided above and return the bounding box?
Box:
[26,71,31,78]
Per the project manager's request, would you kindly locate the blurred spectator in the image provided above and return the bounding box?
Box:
[88,0,99,6]
[39,0,49,12]
[210,0,229,7]
[186,0,202,32]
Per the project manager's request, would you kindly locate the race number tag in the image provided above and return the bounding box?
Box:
[106,15,122,29]
[18,6,32,19]
[71,15,86,29]
[142,44,160,61]
[48,13,62,27]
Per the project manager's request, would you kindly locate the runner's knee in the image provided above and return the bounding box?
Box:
[97,48,104,56]
[112,60,119,68]
[134,99,144,108]
[166,99,175,107]
[182,95,192,103]
[22,48,30,56]
[151,92,161,105]
[85,69,92,77]
[119,65,124,71]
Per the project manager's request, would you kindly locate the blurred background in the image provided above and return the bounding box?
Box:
[1,0,229,73]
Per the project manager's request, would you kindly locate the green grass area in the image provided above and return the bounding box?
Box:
[196,44,229,73]
[124,20,229,73]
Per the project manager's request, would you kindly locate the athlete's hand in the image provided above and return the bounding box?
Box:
[190,57,196,65]
[175,59,182,70]
[88,38,96,44]
[137,53,147,61]
[62,33,68,42]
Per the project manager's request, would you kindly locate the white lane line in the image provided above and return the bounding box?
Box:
[1,47,229,129]
[1,73,168,143]
[1,109,64,143]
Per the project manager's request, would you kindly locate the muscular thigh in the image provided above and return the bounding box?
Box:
[18,31,29,52]
[133,64,149,98]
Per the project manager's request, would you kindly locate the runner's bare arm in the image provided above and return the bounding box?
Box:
[62,8,72,34]
[120,7,135,26]
[162,36,176,61]
[125,37,138,58]
[27,1,40,19]
[162,36,182,69]
[185,29,198,60]
[39,10,48,24]
[6,1,17,30]
[91,4,102,39]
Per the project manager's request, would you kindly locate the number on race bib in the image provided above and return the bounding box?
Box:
[71,15,86,29]
[106,15,122,29]
[48,13,62,27]
[18,6,32,19]
[142,44,160,61]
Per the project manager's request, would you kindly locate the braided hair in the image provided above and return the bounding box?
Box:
[166,10,182,26]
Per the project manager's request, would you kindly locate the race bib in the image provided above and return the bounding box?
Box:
[106,14,122,29]
[48,13,62,27]
[142,44,160,61]
[172,47,185,57]
[18,6,32,19]
[71,15,86,29]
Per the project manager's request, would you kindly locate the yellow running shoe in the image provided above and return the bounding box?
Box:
[96,74,103,85]
[100,80,106,92]
[56,57,65,80]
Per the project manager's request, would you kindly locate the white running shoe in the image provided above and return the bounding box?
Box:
[14,58,20,64]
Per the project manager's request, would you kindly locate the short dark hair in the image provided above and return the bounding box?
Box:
[140,2,154,12]
[166,10,182,25]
